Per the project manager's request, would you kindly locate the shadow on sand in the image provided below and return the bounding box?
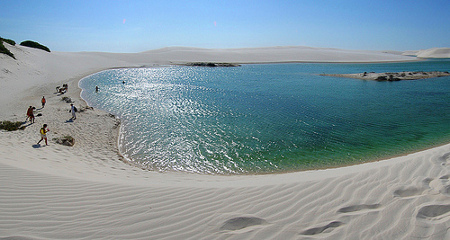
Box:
[21,121,34,128]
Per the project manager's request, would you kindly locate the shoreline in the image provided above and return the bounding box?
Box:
[174,59,422,66]
[1,45,449,239]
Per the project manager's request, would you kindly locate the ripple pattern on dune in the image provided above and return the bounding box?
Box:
[337,204,381,213]
[1,143,450,239]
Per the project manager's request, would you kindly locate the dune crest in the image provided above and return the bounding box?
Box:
[403,47,450,58]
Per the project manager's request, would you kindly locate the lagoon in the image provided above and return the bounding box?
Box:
[80,61,450,174]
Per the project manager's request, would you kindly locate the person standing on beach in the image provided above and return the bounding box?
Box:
[41,96,46,108]
[26,106,35,123]
[37,124,49,145]
[70,104,77,120]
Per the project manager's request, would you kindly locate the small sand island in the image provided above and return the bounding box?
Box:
[322,71,450,81]
[184,62,241,67]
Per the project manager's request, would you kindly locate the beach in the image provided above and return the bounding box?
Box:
[1,44,449,239]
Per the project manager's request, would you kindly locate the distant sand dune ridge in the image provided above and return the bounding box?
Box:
[403,48,450,58]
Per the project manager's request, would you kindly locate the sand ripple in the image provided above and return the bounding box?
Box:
[1,142,449,239]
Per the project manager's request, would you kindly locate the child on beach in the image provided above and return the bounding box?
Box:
[41,96,46,108]
[37,124,49,145]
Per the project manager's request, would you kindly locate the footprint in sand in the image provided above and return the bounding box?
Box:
[422,177,433,187]
[416,204,450,220]
[393,176,441,198]
[437,152,450,166]
[337,204,381,214]
[300,221,344,235]
[443,185,450,195]
[393,186,423,198]
[220,217,267,231]
[427,176,450,196]
[438,175,450,195]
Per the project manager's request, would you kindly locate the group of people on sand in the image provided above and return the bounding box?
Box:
[56,84,68,94]
[26,97,49,145]
[26,96,46,123]
[28,86,78,146]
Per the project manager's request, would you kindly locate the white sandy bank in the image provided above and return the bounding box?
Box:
[403,48,450,58]
[1,44,449,239]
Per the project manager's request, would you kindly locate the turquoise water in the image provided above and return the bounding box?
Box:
[80,61,450,174]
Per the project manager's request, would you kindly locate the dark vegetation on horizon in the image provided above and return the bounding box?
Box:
[20,40,51,52]
[1,37,52,59]
[1,37,16,46]
[0,37,16,59]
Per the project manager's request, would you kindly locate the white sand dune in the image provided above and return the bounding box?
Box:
[1,44,449,239]
[402,48,450,58]
[415,48,450,58]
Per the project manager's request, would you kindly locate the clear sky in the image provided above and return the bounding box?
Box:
[1,0,449,53]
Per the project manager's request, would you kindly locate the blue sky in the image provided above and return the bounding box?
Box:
[1,0,449,52]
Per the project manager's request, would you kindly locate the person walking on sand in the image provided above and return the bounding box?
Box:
[26,106,35,123]
[37,124,49,145]
[41,96,46,108]
[26,106,32,121]
[70,104,77,120]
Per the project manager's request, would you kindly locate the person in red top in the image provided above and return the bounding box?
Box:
[41,96,46,108]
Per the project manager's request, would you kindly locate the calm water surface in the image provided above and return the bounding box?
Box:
[80,61,450,174]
